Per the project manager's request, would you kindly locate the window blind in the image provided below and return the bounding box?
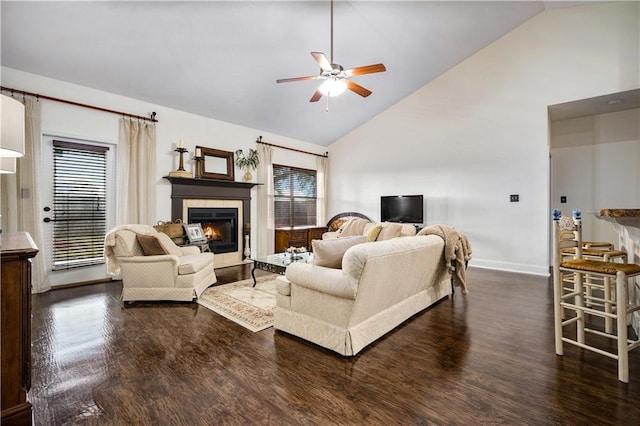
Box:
[52,140,108,270]
[273,164,317,228]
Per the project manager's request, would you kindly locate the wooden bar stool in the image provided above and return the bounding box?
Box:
[561,240,628,332]
[583,241,615,250]
[552,209,640,383]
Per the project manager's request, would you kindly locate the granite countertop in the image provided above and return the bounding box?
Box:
[598,209,640,229]
[599,209,640,218]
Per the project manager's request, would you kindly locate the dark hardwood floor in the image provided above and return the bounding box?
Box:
[30,266,639,425]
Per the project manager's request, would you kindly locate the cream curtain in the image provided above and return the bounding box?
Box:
[256,144,274,256]
[316,155,328,227]
[0,98,51,293]
[117,119,156,225]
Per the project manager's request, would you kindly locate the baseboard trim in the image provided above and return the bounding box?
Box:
[51,277,115,290]
[470,259,550,277]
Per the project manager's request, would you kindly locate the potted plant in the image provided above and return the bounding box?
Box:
[234,148,259,182]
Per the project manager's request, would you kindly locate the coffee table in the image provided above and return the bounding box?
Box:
[250,252,313,286]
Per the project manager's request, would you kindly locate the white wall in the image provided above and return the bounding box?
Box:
[551,108,640,244]
[1,67,325,285]
[327,2,639,276]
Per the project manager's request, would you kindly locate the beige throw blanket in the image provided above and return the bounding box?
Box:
[417,225,472,294]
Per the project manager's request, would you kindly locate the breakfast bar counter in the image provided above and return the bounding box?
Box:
[598,209,640,229]
[596,209,640,334]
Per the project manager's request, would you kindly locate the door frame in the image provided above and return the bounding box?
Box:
[41,133,117,287]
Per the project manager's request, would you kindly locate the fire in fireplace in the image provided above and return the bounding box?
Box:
[187,207,238,254]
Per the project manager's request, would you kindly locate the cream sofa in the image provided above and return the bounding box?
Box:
[104,224,216,302]
[323,217,416,241]
[275,235,451,356]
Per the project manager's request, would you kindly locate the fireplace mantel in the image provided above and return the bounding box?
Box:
[163,176,261,189]
[163,176,259,224]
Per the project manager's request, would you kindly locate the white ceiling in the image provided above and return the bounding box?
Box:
[2,1,594,146]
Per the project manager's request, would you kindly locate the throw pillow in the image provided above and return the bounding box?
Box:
[338,218,370,237]
[155,232,185,257]
[312,235,367,269]
[377,222,405,241]
[136,234,168,256]
[365,224,383,242]
[330,218,349,233]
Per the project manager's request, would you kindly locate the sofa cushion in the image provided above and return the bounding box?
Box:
[275,275,291,296]
[178,253,213,275]
[377,222,416,240]
[338,218,370,237]
[136,234,169,256]
[312,235,367,269]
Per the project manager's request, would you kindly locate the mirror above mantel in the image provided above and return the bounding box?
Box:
[196,146,235,181]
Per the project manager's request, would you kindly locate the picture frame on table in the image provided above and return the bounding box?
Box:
[183,223,207,244]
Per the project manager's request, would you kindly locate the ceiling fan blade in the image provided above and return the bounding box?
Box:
[345,63,386,77]
[346,80,372,98]
[309,90,323,102]
[311,52,332,72]
[276,75,319,84]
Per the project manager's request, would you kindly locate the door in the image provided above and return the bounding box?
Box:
[41,135,117,287]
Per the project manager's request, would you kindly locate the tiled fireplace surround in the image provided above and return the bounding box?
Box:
[164,177,258,268]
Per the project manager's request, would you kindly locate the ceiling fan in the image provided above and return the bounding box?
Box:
[276,0,386,104]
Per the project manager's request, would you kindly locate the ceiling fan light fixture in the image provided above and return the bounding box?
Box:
[276,0,385,103]
[318,79,347,97]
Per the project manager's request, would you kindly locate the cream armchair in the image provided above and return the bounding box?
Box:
[104,224,216,302]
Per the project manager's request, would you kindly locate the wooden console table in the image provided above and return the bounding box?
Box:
[1,232,39,426]
[275,227,326,253]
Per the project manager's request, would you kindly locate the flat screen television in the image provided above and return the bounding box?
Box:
[381,195,424,224]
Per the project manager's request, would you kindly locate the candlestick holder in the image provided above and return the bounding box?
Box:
[193,154,204,178]
[243,223,251,260]
[169,147,192,178]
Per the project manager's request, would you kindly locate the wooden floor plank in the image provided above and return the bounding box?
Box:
[29,266,640,425]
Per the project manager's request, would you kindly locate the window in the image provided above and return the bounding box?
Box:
[274,164,317,228]
[51,140,108,270]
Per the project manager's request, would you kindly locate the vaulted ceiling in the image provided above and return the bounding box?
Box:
[2,1,589,146]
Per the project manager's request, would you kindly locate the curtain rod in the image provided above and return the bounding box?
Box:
[0,85,158,123]
[256,136,328,158]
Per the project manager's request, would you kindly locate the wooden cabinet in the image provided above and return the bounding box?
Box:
[275,227,327,253]
[1,233,38,426]
[306,227,326,247]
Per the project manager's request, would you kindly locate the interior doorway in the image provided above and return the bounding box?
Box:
[548,89,640,255]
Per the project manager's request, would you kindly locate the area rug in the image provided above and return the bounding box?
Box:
[197,275,279,332]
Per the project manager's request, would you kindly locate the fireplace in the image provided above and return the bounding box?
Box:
[166,176,256,268]
[187,207,238,254]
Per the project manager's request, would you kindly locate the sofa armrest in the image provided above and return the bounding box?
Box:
[119,255,180,272]
[181,246,201,256]
[118,255,181,286]
[119,254,180,264]
[285,263,358,299]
